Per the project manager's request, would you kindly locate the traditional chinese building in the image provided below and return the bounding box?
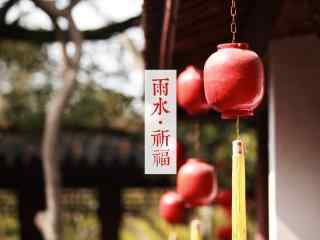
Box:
[144,0,320,239]
[0,0,319,240]
[0,129,171,240]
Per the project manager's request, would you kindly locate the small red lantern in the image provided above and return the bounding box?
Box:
[177,65,209,115]
[204,43,264,119]
[159,191,185,224]
[215,190,232,208]
[177,158,218,206]
[217,225,232,240]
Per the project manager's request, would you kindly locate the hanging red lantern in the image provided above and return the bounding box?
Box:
[159,191,185,224]
[215,190,232,208]
[177,65,210,115]
[217,225,232,240]
[177,158,218,206]
[203,43,264,119]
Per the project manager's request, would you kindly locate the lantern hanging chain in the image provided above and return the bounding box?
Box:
[236,116,240,140]
[194,120,201,157]
[230,0,237,43]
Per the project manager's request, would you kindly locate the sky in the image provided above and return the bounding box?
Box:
[5,0,145,98]
[6,0,143,30]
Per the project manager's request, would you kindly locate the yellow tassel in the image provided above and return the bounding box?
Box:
[168,225,177,240]
[168,231,177,240]
[232,139,247,240]
[190,219,202,240]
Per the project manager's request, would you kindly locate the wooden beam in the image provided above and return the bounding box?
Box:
[18,185,45,240]
[255,57,270,240]
[98,185,122,240]
[159,0,180,68]
[143,0,165,69]
[256,106,269,240]
[240,0,284,56]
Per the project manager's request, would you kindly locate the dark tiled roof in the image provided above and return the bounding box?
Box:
[144,0,320,69]
[0,132,143,168]
[0,131,172,188]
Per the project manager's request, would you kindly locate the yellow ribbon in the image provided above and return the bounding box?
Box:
[232,139,247,240]
[190,219,202,240]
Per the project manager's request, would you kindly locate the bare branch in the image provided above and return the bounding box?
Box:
[35,7,82,240]
[64,15,82,66]
[0,15,141,43]
[32,0,66,18]
[67,0,82,10]
[31,0,83,18]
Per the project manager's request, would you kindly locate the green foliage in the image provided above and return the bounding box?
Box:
[0,40,45,71]
[63,82,142,131]
[0,40,143,132]
[63,213,100,240]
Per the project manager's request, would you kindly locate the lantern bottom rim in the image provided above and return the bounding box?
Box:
[217,42,249,50]
[221,109,254,119]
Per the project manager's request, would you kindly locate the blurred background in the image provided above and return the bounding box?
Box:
[0,0,259,239]
[0,0,319,240]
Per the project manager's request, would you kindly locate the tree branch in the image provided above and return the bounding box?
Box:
[31,0,88,19]
[35,8,82,240]
[0,15,141,43]
[68,0,82,10]
[32,0,67,18]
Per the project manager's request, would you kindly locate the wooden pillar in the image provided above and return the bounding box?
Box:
[255,101,269,240]
[98,185,122,240]
[18,185,45,240]
[159,0,180,68]
[256,142,269,240]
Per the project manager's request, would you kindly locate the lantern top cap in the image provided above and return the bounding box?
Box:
[217,42,249,50]
[184,65,200,73]
[186,158,207,164]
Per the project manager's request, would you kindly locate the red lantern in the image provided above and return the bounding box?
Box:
[224,206,231,219]
[159,191,185,224]
[177,158,218,206]
[215,190,232,208]
[204,43,264,119]
[217,225,232,240]
[177,65,210,115]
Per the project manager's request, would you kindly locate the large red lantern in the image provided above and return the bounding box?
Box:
[159,191,185,224]
[177,65,209,115]
[177,158,218,206]
[204,43,264,119]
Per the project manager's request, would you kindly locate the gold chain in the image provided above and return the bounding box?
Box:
[230,0,237,43]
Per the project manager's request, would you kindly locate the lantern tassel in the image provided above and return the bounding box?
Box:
[232,139,247,240]
[168,231,177,240]
[190,219,202,240]
[168,224,177,240]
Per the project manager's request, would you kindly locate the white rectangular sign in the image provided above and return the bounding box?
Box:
[145,70,177,174]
